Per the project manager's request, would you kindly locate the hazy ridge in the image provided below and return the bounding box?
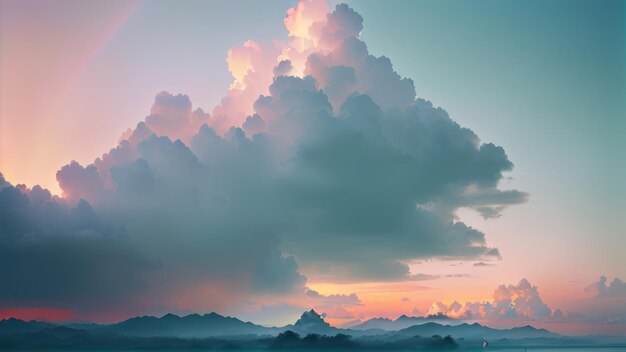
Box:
[1,309,624,350]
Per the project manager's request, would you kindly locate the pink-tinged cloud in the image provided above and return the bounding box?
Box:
[2,1,525,323]
[422,277,626,335]
[427,279,551,320]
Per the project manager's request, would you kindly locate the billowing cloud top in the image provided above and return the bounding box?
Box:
[1,1,526,319]
[428,279,551,320]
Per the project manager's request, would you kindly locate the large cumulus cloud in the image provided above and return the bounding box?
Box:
[97,133,308,306]
[247,74,512,280]
[8,1,525,317]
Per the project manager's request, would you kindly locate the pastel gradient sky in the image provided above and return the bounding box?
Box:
[0,0,624,335]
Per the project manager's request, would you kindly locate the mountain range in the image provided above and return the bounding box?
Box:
[393,321,558,340]
[0,310,557,339]
[0,318,55,336]
[101,312,275,337]
[3,309,623,350]
[348,313,463,331]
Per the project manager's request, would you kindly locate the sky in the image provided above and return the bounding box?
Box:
[0,0,625,336]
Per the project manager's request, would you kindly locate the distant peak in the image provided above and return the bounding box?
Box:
[295,309,329,326]
[300,309,322,319]
[161,313,180,319]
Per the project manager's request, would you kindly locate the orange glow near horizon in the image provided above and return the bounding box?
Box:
[307,280,485,323]
[0,308,75,322]
[305,274,577,328]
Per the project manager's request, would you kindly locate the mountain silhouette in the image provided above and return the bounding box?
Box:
[0,318,55,335]
[100,312,275,337]
[351,314,461,331]
[3,311,625,351]
[394,321,559,340]
[281,309,340,336]
[0,311,563,342]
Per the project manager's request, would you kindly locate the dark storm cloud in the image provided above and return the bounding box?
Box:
[103,133,307,298]
[256,80,507,279]
[0,174,152,311]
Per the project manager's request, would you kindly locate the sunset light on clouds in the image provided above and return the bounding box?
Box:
[0,0,624,342]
